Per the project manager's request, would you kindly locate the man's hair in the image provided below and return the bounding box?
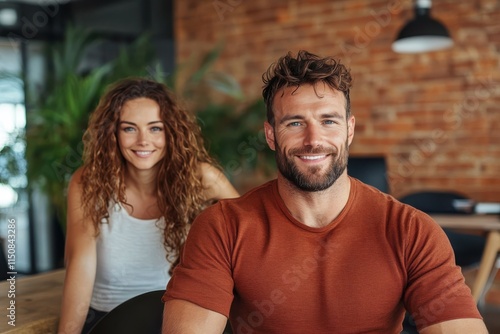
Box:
[262,50,353,125]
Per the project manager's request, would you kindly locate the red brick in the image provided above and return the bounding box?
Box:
[175,0,500,201]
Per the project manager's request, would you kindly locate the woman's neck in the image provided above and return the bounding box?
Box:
[124,166,158,196]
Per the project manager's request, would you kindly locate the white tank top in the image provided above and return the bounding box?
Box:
[90,203,171,312]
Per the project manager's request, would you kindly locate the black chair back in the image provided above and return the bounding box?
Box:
[399,191,469,213]
[348,156,388,193]
[88,290,164,334]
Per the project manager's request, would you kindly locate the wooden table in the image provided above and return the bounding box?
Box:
[0,215,498,332]
[431,214,500,303]
[0,269,64,334]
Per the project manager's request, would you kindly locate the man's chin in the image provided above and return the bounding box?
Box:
[287,175,336,192]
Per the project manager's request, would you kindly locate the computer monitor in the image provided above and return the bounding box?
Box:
[347,156,388,193]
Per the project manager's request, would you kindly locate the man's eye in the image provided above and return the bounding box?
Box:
[288,122,301,127]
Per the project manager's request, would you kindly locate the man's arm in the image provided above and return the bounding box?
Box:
[162,299,228,334]
[420,318,488,334]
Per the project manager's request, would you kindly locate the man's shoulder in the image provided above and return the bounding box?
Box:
[350,177,401,208]
[197,179,277,218]
[351,177,432,223]
[220,179,276,206]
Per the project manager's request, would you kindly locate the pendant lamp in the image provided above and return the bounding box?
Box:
[392,0,453,53]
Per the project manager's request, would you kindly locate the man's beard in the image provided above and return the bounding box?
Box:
[275,140,349,192]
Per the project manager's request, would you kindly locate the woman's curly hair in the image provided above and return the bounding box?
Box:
[81,77,216,266]
[262,50,353,125]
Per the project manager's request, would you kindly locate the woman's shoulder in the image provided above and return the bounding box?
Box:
[71,166,85,180]
[67,166,86,188]
[67,167,91,196]
[199,162,239,201]
[199,162,221,182]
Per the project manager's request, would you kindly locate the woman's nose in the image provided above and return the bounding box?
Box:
[137,131,149,145]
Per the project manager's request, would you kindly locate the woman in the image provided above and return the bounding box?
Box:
[57,78,239,334]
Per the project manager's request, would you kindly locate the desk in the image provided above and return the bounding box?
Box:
[0,217,498,332]
[432,214,500,303]
[0,269,64,334]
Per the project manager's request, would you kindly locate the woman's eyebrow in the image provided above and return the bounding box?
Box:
[119,120,163,125]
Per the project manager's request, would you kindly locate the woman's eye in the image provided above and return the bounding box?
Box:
[151,126,163,132]
[122,127,135,133]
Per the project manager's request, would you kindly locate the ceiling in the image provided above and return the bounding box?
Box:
[0,0,174,72]
[0,0,172,38]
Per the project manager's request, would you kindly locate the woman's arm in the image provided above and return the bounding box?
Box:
[58,168,97,334]
[200,163,239,201]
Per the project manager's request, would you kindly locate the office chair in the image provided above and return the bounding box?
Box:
[88,289,233,334]
[88,290,165,334]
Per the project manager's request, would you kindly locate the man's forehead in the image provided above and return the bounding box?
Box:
[277,83,343,99]
[273,83,345,108]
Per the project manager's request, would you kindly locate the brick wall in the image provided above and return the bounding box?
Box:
[174,0,500,202]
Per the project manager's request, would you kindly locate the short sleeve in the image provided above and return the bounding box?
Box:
[403,211,482,330]
[162,203,234,317]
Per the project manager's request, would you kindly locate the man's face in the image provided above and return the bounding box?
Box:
[264,83,355,192]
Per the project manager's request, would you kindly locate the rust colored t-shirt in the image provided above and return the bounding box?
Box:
[163,178,481,333]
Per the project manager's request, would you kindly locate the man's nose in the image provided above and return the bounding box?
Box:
[303,124,323,147]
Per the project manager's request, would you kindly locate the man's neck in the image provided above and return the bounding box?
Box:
[277,172,351,228]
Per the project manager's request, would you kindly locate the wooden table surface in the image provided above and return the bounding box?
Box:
[431,214,500,231]
[0,269,64,334]
[0,215,497,333]
[431,214,500,303]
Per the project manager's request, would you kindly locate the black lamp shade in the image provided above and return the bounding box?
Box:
[392,5,453,53]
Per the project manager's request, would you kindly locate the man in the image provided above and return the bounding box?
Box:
[162,51,487,334]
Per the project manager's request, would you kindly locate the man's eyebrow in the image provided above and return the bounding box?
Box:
[278,112,344,125]
[320,112,344,119]
[279,115,304,125]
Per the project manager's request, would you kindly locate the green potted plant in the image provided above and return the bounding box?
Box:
[25,25,159,230]
[168,45,276,191]
[25,30,275,231]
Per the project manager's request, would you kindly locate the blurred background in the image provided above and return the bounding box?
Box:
[0,0,499,325]
[0,0,178,275]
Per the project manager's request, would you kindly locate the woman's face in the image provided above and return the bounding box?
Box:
[117,97,166,172]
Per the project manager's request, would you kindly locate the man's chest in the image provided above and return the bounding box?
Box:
[229,228,406,333]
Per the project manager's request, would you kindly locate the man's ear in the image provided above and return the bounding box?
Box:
[347,115,355,146]
[264,122,276,151]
